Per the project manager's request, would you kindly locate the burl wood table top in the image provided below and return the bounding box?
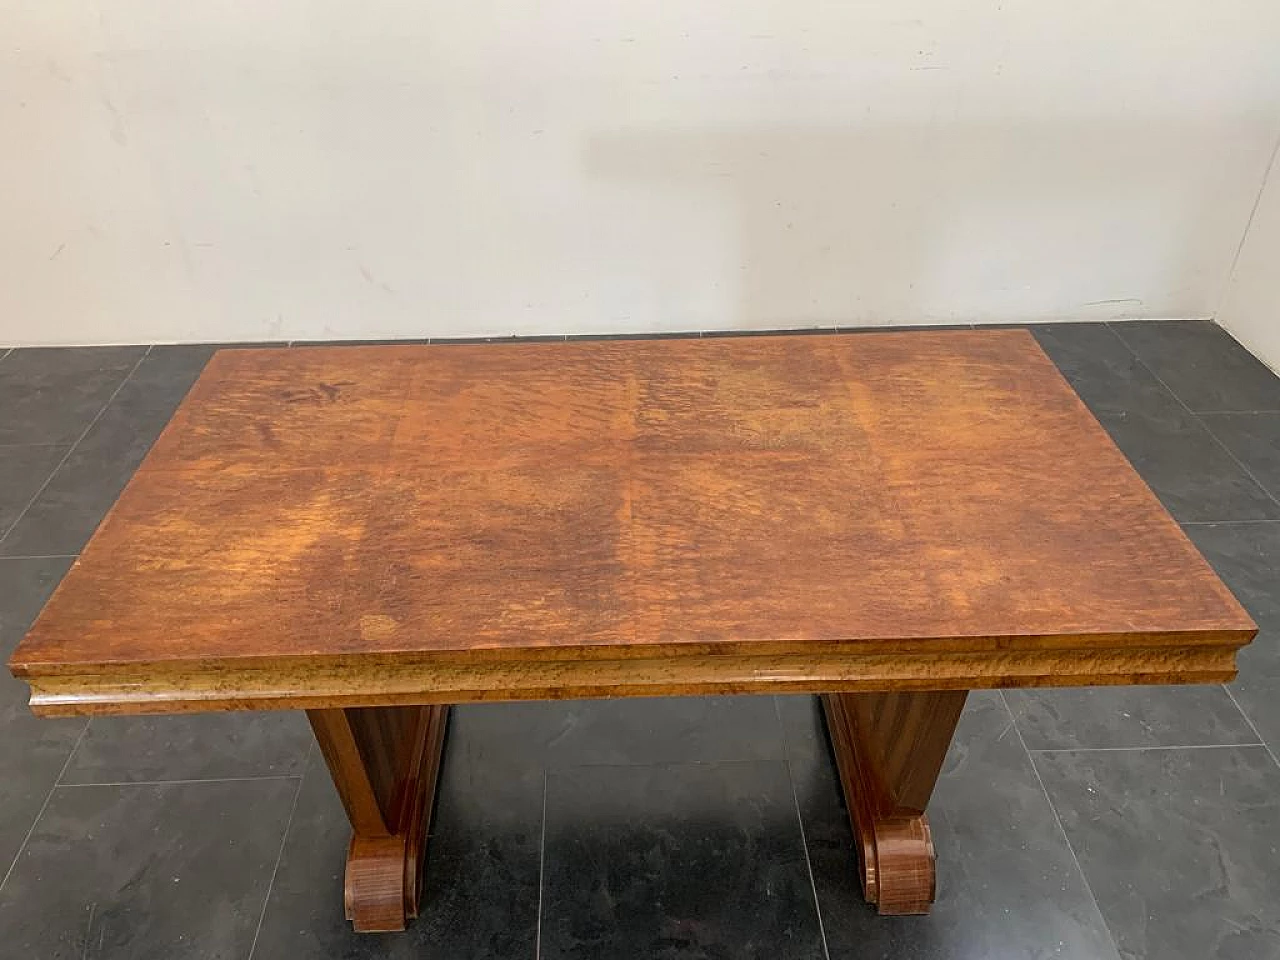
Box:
[10,332,1255,715]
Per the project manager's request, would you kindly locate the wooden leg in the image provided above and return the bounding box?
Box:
[820,690,967,915]
[307,704,449,932]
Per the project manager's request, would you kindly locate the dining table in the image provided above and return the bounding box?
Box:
[9,330,1255,932]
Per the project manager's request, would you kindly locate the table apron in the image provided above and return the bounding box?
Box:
[19,641,1241,716]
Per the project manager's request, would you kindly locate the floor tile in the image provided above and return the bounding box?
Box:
[1005,686,1258,750]
[1111,320,1280,413]
[419,700,573,772]
[1035,745,1280,960]
[253,707,543,959]
[0,777,298,959]
[61,712,313,784]
[774,695,831,770]
[789,693,1121,960]
[0,347,211,556]
[0,556,73,658]
[0,347,146,445]
[1187,523,1280,751]
[0,557,83,874]
[1097,403,1280,522]
[541,760,824,960]
[139,343,229,373]
[1199,413,1280,502]
[0,444,69,534]
[542,695,787,767]
[412,697,786,771]
[1031,322,1181,419]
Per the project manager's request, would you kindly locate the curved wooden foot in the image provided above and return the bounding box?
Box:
[309,704,449,932]
[345,835,417,931]
[821,691,966,916]
[851,809,936,914]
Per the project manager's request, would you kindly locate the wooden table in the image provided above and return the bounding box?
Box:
[9,332,1255,932]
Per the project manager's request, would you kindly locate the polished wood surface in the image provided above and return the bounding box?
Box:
[308,704,448,932]
[10,331,1256,714]
[822,691,967,914]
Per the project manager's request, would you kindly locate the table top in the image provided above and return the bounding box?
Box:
[10,332,1255,714]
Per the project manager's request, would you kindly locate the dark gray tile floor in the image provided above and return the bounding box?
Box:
[1,320,1278,959]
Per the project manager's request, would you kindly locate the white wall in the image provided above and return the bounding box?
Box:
[1218,139,1280,373]
[3,1,1280,345]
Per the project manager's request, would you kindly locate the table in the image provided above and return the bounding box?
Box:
[8,331,1255,932]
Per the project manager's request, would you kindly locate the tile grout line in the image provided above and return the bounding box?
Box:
[56,774,304,788]
[998,692,1122,958]
[1188,405,1280,508]
[534,769,548,960]
[1029,742,1266,754]
[1221,687,1280,771]
[0,718,90,895]
[0,346,152,547]
[1197,409,1280,415]
[1177,518,1280,525]
[1107,326,1280,512]
[784,761,832,960]
[1182,519,1280,526]
[774,697,832,960]
[247,740,313,960]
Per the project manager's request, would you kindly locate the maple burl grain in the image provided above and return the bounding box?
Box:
[10,332,1255,714]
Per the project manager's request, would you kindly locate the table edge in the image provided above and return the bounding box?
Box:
[13,627,1254,716]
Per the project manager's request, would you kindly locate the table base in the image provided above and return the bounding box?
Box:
[821,690,967,914]
[310,690,967,932]
[308,704,449,932]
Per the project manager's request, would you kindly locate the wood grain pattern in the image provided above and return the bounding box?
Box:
[20,640,1242,716]
[822,691,967,914]
[308,704,448,932]
[9,332,1257,714]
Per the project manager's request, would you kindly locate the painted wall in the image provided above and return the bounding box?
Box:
[3,2,1280,345]
[1218,141,1280,374]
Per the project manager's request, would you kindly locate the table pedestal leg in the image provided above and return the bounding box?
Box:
[307,704,449,932]
[820,690,967,915]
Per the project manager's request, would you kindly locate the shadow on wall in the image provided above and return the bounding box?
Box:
[581,118,1267,329]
